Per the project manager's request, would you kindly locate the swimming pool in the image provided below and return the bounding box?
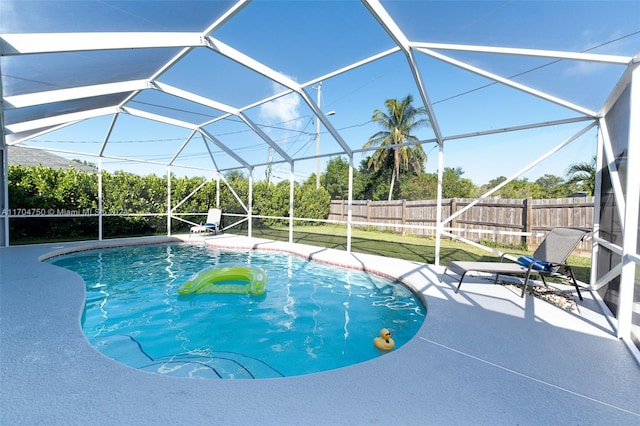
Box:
[48,243,426,379]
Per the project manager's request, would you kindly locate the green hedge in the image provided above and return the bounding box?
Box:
[7,165,330,244]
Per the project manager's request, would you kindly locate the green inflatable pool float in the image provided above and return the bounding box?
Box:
[178,265,267,295]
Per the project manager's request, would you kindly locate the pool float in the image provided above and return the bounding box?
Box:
[178,265,267,295]
[373,328,395,351]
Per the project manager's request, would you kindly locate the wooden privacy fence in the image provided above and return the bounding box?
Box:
[328,197,594,252]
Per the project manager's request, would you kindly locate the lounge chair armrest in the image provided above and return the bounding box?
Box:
[499,252,520,262]
[545,261,570,272]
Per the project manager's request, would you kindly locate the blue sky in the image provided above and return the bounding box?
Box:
[16,0,640,185]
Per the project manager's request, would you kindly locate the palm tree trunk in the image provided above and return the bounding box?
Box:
[388,147,400,201]
[388,167,397,201]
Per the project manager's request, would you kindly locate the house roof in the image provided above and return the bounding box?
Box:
[7,145,97,173]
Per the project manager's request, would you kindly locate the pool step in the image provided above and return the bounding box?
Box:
[97,334,284,379]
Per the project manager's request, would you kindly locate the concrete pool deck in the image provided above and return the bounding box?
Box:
[1,234,639,425]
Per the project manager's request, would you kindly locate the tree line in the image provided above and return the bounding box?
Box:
[317,94,595,201]
[317,156,596,201]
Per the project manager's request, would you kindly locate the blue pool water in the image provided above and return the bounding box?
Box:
[48,243,426,379]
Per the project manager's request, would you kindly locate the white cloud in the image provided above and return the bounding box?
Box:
[259,80,303,130]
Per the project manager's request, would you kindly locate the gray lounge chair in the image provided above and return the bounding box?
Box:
[443,227,588,300]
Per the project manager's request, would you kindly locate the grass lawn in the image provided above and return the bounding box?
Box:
[249,224,592,284]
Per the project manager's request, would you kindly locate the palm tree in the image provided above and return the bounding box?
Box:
[363,95,429,201]
[566,155,596,196]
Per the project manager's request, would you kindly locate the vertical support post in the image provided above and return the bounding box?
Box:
[248,170,253,238]
[98,113,117,242]
[289,162,295,243]
[434,141,445,266]
[590,124,605,288]
[1,142,8,246]
[315,82,323,189]
[97,157,103,241]
[347,156,354,253]
[216,174,220,209]
[617,65,640,339]
[166,165,172,236]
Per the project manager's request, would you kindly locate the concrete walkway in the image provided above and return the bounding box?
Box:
[1,234,639,425]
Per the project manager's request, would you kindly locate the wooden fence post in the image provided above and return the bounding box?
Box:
[402,199,407,236]
[524,197,532,249]
[451,198,458,230]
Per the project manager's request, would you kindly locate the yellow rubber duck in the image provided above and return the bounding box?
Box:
[373,328,395,351]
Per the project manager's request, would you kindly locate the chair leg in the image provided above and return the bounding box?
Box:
[455,272,468,294]
[566,267,583,301]
[540,274,548,288]
[522,270,534,297]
